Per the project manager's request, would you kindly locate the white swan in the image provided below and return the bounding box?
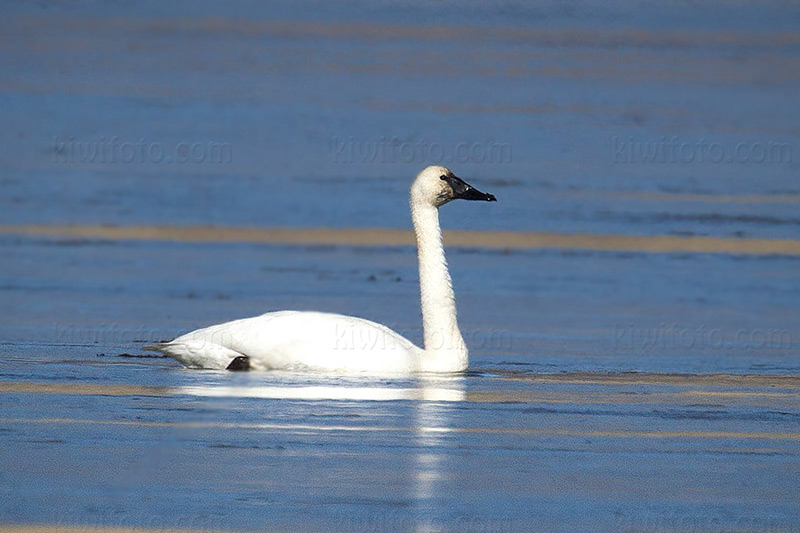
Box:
[144,166,496,374]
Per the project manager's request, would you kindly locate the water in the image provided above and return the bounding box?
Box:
[2,237,798,531]
[1,1,799,531]
[2,350,798,531]
[1,1,798,237]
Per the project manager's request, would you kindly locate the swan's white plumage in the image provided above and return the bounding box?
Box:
[145,166,495,375]
[152,311,423,374]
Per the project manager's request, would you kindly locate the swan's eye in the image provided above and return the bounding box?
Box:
[440,175,447,181]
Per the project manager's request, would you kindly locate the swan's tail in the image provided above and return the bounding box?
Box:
[142,342,168,354]
[142,341,184,362]
[143,340,244,370]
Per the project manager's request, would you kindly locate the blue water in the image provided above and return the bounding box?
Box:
[2,348,799,532]
[0,1,798,236]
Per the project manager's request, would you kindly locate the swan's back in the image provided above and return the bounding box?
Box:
[150,311,423,374]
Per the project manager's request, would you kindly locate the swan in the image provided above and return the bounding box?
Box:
[144,166,496,374]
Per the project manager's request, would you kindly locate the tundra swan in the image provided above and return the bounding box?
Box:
[144,166,496,374]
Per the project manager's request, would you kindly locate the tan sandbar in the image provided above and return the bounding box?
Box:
[1,224,799,255]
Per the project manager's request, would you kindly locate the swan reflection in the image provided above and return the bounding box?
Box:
[176,376,464,530]
[414,376,465,532]
[178,382,464,402]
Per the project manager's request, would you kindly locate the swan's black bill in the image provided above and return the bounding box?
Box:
[442,174,497,202]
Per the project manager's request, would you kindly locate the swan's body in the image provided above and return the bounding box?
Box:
[145,166,496,374]
[152,311,424,373]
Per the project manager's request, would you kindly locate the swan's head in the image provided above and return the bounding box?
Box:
[411,166,497,208]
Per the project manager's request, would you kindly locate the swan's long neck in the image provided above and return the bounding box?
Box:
[411,202,468,372]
